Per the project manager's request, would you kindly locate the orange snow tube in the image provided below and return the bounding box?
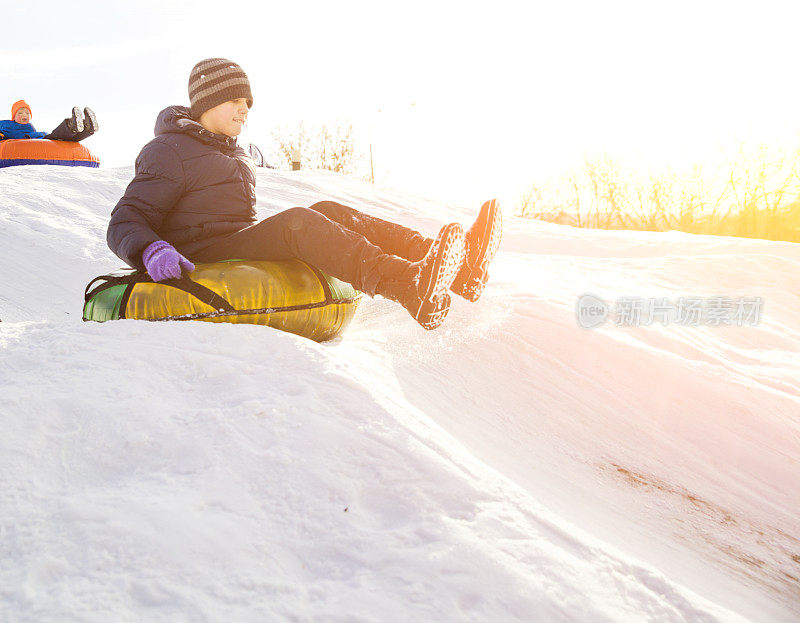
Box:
[0,139,99,168]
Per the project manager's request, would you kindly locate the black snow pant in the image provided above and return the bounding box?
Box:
[191,201,434,295]
[44,118,94,142]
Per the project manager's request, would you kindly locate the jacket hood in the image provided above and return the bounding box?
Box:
[154,105,239,151]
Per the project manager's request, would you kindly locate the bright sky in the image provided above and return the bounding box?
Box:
[3,0,800,205]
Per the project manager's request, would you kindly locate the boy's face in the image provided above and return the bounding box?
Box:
[198,98,249,137]
[13,108,31,124]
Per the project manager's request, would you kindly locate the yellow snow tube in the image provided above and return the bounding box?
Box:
[83,259,361,342]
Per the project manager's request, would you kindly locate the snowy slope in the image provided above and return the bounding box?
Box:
[1,165,798,622]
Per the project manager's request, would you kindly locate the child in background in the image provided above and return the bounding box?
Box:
[0,101,99,142]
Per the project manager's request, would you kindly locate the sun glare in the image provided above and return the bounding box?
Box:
[4,1,799,220]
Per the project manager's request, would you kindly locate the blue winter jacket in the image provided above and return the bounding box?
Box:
[0,119,48,140]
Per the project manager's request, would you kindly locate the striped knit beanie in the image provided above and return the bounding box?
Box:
[188,58,253,118]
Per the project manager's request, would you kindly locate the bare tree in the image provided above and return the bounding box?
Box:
[271,121,365,176]
[517,143,800,242]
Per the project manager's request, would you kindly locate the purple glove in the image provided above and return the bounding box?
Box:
[142,240,195,281]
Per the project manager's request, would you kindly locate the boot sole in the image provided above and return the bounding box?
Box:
[415,223,465,328]
[83,107,98,133]
[470,199,502,272]
[418,223,466,303]
[68,106,84,134]
[417,294,451,331]
[456,199,502,302]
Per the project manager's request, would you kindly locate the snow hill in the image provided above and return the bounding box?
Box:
[1,165,799,623]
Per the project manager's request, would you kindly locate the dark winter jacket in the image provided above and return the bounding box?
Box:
[0,120,48,140]
[107,106,257,269]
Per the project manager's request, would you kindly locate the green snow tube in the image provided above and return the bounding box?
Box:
[83,259,362,342]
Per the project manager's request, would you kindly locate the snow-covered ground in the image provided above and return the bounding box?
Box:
[1,165,798,622]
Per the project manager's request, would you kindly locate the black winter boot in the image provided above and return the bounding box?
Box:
[376,223,466,330]
[451,199,502,302]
